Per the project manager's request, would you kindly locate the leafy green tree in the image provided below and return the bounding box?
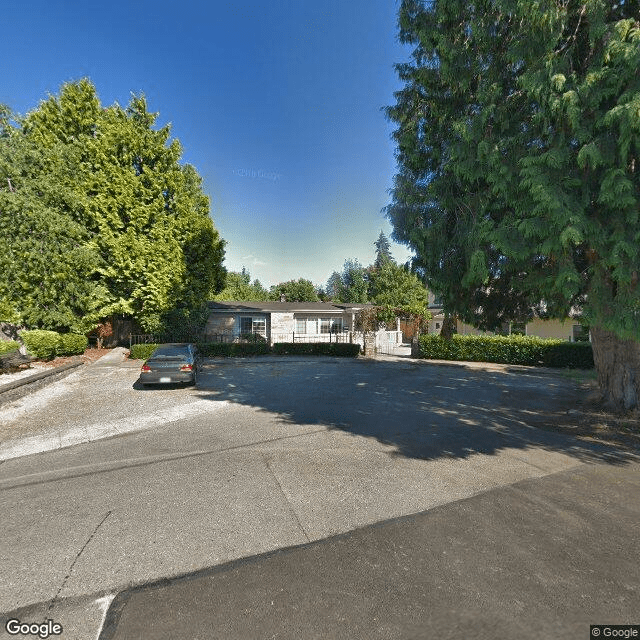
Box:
[339,258,369,303]
[213,268,270,301]
[0,79,226,333]
[386,0,640,410]
[373,231,393,268]
[368,260,428,309]
[270,278,319,302]
[0,105,109,332]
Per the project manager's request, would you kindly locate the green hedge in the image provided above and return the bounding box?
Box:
[196,342,271,357]
[0,340,20,356]
[58,333,88,356]
[17,330,88,360]
[416,334,593,368]
[129,341,363,359]
[272,343,361,357]
[19,330,61,360]
[130,343,160,360]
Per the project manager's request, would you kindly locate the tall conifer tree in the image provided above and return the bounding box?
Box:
[386,0,640,409]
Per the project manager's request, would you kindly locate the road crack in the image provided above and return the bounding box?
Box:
[48,510,112,610]
[263,456,310,543]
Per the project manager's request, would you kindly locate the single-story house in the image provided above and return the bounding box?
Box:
[204,301,403,348]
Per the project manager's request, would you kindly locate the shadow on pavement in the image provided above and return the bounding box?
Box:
[137,357,636,466]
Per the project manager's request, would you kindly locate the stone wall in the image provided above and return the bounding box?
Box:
[270,313,294,343]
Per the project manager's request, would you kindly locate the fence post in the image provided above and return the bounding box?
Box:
[129,334,132,352]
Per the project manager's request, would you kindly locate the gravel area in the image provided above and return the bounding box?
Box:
[0,348,115,388]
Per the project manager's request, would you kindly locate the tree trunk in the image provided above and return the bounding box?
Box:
[440,313,457,340]
[590,327,640,411]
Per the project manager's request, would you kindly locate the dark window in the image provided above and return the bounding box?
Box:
[240,317,266,336]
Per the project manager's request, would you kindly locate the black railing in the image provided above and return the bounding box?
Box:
[129,332,205,350]
[203,333,267,344]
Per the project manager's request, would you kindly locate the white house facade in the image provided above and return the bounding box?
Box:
[205,301,403,349]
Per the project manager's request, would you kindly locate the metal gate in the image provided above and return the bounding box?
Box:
[376,331,408,356]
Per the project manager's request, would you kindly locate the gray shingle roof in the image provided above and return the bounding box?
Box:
[207,301,375,313]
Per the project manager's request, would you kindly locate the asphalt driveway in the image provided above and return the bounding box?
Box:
[0,352,637,639]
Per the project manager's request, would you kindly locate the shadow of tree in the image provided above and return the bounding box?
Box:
[150,357,637,465]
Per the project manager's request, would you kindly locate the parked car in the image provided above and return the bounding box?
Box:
[140,343,198,386]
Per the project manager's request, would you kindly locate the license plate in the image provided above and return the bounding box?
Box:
[160,377,171,383]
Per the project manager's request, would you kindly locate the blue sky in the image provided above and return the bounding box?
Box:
[3,1,413,289]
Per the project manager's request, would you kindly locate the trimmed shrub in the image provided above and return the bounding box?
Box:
[0,340,20,356]
[130,343,159,361]
[417,334,593,368]
[538,342,595,368]
[272,343,361,357]
[58,333,88,356]
[20,329,60,360]
[196,342,271,357]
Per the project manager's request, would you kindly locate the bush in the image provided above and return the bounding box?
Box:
[196,342,271,357]
[416,334,593,368]
[0,340,20,356]
[538,342,595,368]
[20,329,61,360]
[272,343,361,357]
[58,333,88,356]
[130,341,362,359]
[130,343,159,360]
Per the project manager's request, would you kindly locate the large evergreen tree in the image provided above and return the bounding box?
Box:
[386,0,640,410]
[373,231,393,268]
[0,99,109,332]
[0,79,226,333]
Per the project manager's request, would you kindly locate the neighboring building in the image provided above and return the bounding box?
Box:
[425,292,589,342]
[204,301,403,348]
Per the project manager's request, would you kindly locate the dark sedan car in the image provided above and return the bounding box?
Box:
[140,343,198,386]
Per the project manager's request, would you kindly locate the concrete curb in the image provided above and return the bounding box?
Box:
[0,359,84,407]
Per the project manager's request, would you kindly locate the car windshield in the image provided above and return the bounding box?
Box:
[150,346,190,359]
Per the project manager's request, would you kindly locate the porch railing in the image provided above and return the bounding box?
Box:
[271,331,353,344]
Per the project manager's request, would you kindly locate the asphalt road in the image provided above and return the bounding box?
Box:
[0,353,637,639]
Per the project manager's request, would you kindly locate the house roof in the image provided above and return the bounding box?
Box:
[207,301,375,314]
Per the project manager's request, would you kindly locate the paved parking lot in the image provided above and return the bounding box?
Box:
[0,352,637,639]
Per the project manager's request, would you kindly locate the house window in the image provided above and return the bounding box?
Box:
[320,317,343,333]
[295,317,318,334]
[240,316,266,336]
